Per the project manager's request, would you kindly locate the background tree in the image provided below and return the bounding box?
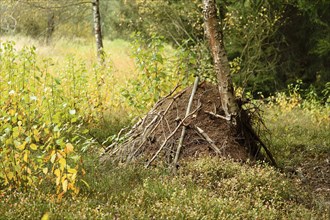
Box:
[0,0,91,40]
[101,0,329,97]
[1,0,328,97]
[92,0,104,62]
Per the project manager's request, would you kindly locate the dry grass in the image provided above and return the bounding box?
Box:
[0,35,136,80]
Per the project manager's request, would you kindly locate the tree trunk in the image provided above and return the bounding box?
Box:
[46,11,55,45]
[92,0,104,63]
[203,0,238,119]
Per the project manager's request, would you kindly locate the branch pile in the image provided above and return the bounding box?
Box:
[101,82,276,168]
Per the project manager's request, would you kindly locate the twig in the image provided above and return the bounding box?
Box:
[173,86,189,100]
[130,99,175,159]
[102,142,117,154]
[151,83,181,112]
[173,76,200,167]
[145,103,201,168]
[141,113,161,137]
[194,125,221,154]
[205,111,230,121]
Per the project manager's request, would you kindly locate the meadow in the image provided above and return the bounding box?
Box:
[0,36,329,219]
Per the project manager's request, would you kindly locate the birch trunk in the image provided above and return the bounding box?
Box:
[203,0,238,119]
[92,0,104,63]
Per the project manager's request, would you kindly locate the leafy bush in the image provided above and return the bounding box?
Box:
[0,41,108,196]
[121,33,195,113]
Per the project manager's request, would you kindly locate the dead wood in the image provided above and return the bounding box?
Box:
[173,77,200,167]
[100,83,276,168]
[193,125,221,154]
[204,110,230,121]
[145,103,201,168]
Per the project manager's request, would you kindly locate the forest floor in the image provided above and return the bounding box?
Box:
[0,36,329,219]
[1,88,329,220]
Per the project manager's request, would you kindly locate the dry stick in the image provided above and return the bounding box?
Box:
[173,86,189,100]
[151,83,181,111]
[164,117,172,133]
[194,125,221,155]
[105,84,187,162]
[102,142,117,155]
[243,123,277,167]
[130,86,186,157]
[132,87,186,157]
[173,76,200,167]
[105,123,146,157]
[120,112,160,161]
[145,104,201,168]
[141,113,161,138]
[128,84,181,135]
[205,110,230,121]
[123,85,180,140]
[130,99,176,160]
[101,126,130,155]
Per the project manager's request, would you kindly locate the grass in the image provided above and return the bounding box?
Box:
[0,35,329,219]
[0,35,136,79]
[262,92,330,167]
[0,156,328,219]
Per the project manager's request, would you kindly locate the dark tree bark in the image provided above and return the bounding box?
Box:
[92,0,104,63]
[45,10,55,45]
[203,0,238,119]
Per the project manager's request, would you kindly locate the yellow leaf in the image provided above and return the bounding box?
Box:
[7,172,14,180]
[56,152,64,158]
[56,177,60,186]
[80,179,90,188]
[33,129,40,142]
[44,128,50,134]
[23,151,28,162]
[41,212,49,220]
[12,127,19,138]
[50,153,56,163]
[68,183,74,190]
[68,168,77,174]
[30,143,38,150]
[62,179,68,192]
[16,141,27,151]
[64,143,74,154]
[8,109,15,116]
[43,167,48,174]
[74,187,80,195]
[58,158,66,170]
[54,168,61,177]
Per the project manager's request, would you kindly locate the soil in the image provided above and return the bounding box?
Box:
[102,83,260,166]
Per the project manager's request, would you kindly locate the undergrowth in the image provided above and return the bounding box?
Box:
[0,158,327,219]
[263,80,330,166]
[0,40,128,196]
[0,36,329,219]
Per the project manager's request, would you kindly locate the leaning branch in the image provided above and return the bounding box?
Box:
[145,103,201,168]
[194,125,221,154]
[173,76,200,166]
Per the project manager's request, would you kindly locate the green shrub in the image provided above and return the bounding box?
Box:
[0,41,98,196]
